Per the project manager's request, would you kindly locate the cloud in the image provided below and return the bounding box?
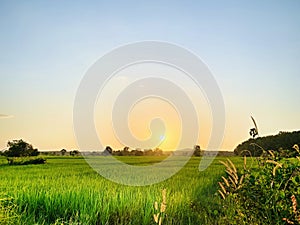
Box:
[0,114,14,119]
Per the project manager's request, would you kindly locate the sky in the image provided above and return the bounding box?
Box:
[0,0,299,151]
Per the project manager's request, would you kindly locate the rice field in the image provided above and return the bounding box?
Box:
[0,156,243,224]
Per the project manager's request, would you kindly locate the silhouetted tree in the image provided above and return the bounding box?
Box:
[4,139,39,157]
[70,150,80,156]
[103,146,113,155]
[60,149,67,156]
[234,130,300,157]
[193,145,201,156]
[154,148,163,156]
[144,149,153,156]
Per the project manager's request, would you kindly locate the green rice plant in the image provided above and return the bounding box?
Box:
[0,194,19,225]
[0,156,243,224]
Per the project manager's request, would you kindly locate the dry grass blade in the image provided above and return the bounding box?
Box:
[162,189,166,205]
[218,182,227,195]
[160,203,166,213]
[239,175,244,185]
[153,214,159,223]
[221,176,230,187]
[154,201,158,211]
[225,170,238,184]
[244,156,247,170]
[266,160,282,176]
[268,150,275,159]
[273,164,282,176]
[221,160,237,180]
[282,218,294,224]
[266,160,282,167]
[219,160,229,169]
[218,190,226,199]
[227,158,237,173]
[293,144,300,154]
[227,176,237,189]
[153,189,167,224]
[291,195,297,214]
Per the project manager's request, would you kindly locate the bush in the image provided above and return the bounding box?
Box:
[218,145,300,224]
[7,157,46,165]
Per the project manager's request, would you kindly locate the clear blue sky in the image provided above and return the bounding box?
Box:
[0,0,299,151]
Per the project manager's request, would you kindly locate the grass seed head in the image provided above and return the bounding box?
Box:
[162,189,166,204]
[218,190,226,199]
[221,176,230,187]
[291,195,297,214]
[293,144,300,153]
[154,201,158,211]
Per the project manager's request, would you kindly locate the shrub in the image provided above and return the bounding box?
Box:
[7,157,46,165]
[218,145,300,224]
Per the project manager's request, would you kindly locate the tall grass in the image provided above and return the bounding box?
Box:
[0,156,243,224]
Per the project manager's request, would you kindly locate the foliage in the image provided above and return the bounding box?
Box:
[219,145,300,224]
[3,140,39,157]
[234,130,300,157]
[0,194,19,224]
[193,145,201,157]
[60,149,67,156]
[7,157,46,165]
[106,146,166,156]
[69,150,80,156]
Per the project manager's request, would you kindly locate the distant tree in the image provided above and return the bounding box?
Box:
[121,146,130,156]
[193,145,201,156]
[234,130,300,157]
[70,150,80,156]
[103,146,113,156]
[144,149,154,156]
[134,149,144,156]
[4,139,39,157]
[60,149,67,156]
[154,148,163,156]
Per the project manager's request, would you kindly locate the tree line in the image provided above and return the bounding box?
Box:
[234,130,300,157]
[103,145,202,156]
[0,140,203,157]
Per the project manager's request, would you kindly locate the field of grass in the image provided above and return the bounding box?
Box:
[0,156,244,224]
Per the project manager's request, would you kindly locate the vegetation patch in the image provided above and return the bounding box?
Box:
[234,130,300,157]
[219,144,300,224]
[0,194,19,225]
[6,157,46,165]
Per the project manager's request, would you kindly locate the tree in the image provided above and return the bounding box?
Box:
[103,146,113,155]
[193,145,201,156]
[4,139,39,157]
[154,148,163,156]
[234,130,300,157]
[70,150,80,156]
[60,149,67,156]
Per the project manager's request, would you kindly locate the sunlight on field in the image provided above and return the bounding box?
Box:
[0,156,244,224]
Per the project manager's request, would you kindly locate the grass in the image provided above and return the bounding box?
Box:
[0,156,244,224]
